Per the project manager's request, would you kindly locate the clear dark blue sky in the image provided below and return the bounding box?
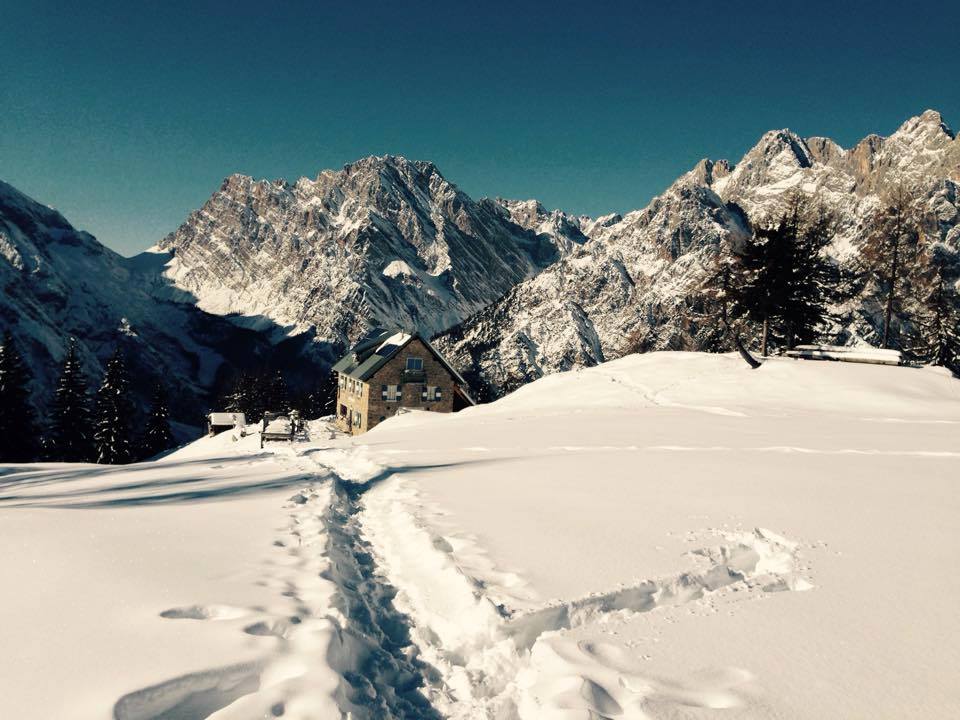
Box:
[2,1,958,255]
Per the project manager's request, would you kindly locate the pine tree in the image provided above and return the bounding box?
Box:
[909,241,960,372]
[140,382,174,459]
[729,198,837,355]
[0,332,40,462]
[696,239,752,351]
[729,221,793,356]
[781,205,839,349]
[49,337,94,462]
[859,186,923,348]
[223,371,262,422]
[93,348,136,464]
[266,370,289,413]
[313,371,338,418]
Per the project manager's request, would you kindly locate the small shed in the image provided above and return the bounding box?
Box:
[207,412,246,436]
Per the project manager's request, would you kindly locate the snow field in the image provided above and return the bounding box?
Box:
[2,353,959,719]
[338,353,960,718]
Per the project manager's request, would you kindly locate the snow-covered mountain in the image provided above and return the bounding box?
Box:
[493,198,590,257]
[438,110,960,397]
[4,111,957,410]
[157,156,571,345]
[0,180,297,420]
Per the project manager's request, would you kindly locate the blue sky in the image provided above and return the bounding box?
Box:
[2,0,958,255]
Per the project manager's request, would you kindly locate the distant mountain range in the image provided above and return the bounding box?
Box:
[2,110,957,416]
[436,110,960,396]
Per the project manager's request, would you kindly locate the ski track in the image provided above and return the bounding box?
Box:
[113,430,817,719]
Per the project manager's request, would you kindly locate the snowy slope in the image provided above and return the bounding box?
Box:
[439,111,960,397]
[2,354,958,718]
[349,354,960,718]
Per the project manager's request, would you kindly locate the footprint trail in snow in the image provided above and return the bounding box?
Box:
[114,430,816,720]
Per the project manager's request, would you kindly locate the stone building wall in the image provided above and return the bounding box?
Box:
[335,375,370,434]
[335,338,460,435]
[365,339,457,431]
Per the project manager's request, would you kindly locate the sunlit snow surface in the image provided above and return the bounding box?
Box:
[2,352,959,719]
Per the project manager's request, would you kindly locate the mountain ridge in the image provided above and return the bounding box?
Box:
[435,110,960,396]
[2,110,957,412]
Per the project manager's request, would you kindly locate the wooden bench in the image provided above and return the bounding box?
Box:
[784,345,902,366]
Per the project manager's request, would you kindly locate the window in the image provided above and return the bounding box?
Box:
[339,404,347,417]
[352,411,362,427]
[423,386,442,402]
[382,384,402,401]
[406,357,423,371]
[338,375,346,389]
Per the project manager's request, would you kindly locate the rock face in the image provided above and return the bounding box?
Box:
[158,156,569,345]
[0,180,291,421]
[493,198,590,257]
[438,111,960,397]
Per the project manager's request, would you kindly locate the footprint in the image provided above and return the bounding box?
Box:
[160,604,249,621]
[243,620,290,638]
[114,660,262,720]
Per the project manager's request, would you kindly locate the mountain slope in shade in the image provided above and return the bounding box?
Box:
[157,156,577,347]
[0,180,307,421]
[437,111,960,397]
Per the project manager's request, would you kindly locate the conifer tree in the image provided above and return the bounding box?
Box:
[93,348,136,464]
[0,332,40,462]
[141,382,174,459]
[909,241,960,372]
[223,371,263,422]
[781,205,838,349]
[266,370,289,413]
[859,186,922,348]
[729,221,792,356]
[312,371,338,418]
[729,198,837,355]
[49,337,94,462]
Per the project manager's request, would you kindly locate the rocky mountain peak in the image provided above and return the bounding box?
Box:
[688,159,732,187]
[0,179,74,234]
[746,129,813,169]
[494,198,590,256]
[895,109,955,141]
[157,156,572,346]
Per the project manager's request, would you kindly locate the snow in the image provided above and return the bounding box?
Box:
[208,412,244,426]
[263,417,292,434]
[350,353,960,717]
[2,353,959,718]
[376,330,413,352]
[0,429,318,719]
[382,259,415,278]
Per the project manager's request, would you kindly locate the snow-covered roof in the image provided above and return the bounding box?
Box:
[208,412,244,425]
